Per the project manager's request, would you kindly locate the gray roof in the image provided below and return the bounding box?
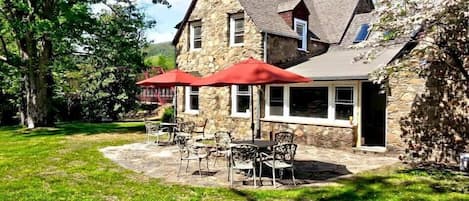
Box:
[239,0,300,39]
[287,44,406,80]
[340,12,373,46]
[305,0,360,43]
[277,0,302,12]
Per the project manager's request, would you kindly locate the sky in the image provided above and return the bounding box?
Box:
[92,0,191,44]
[139,0,191,43]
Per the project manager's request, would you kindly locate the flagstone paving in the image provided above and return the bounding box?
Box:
[100,142,399,189]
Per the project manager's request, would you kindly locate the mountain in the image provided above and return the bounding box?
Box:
[144,42,175,70]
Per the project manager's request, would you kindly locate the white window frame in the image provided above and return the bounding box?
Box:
[294,18,307,51]
[265,81,358,127]
[185,86,199,114]
[189,21,202,51]
[231,85,251,118]
[229,13,245,47]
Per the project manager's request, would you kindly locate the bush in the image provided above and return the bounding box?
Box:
[161,107,174,123]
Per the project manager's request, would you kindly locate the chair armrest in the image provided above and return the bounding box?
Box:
[259,152,273,161]
[159,127,170,132]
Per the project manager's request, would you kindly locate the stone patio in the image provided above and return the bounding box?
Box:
[100,142,399,188]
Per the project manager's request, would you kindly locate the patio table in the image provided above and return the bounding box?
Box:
[160,122,178,143]
[230,140,277,149]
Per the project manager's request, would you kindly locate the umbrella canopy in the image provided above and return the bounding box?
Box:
[191,57,311,86]
[137,69,200,87]
[191,57,312,142]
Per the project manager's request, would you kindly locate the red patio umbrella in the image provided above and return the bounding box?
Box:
[137,69,200,122]
[191,57,311,141]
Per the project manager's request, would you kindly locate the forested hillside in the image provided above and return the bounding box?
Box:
[144,42,175,70]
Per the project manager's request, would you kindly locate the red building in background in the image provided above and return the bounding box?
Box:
[138,67,174,105]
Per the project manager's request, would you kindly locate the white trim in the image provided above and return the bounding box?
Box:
[231,85,251,118]
[185,86,199,114]
[229,13,245,47]
[189,21,202,51]
[265,81,357,127]
[294,18,307,51]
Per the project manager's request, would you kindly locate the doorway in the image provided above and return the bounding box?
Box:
[361,82,386,146]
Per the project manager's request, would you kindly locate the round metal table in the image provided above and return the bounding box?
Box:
[230,140,277,148]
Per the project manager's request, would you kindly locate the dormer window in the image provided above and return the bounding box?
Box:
[294,18,307,51]
[230,13,244,46]
[353,24,370,43]
[190,21,202,50]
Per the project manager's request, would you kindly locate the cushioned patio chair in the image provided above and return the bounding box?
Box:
[144,121,170,145]
[260,143,297,187]
[174,135,210,177]
[229,144,259,187]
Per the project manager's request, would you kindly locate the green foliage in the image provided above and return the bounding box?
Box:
[0,122,468,200]
[161,107,174,122]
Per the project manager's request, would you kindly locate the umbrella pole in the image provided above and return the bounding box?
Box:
[251,85,255,143]
[174,86,177,123]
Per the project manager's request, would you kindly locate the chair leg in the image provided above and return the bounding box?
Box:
[177,159,182,177]
[213,153,218,167]
[198,159,202,177]
[259,163,263,186]
[253,167,257,187]
[230,167,233,187]
[272,167,276,188]
[156,134,160,145]
[206,157,209,172]
[291,167,296,186]
[186,160,190,174]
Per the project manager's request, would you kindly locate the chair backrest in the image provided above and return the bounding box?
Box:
[175,117,184,123]
[272,143,297,164]
[214,131,231,149]
[174,135,190,157]
[230,144,258,168]
[274,131,294,144]
[145,121,159,134]
[178,121,195,133]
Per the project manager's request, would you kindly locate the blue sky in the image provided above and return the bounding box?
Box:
[92,0,191,44]
[139,0,191,43]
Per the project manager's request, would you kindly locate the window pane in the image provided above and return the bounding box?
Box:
[234,35,244,44]
[269,87,284,116]
[190,95,199,110]
[237,85,249,94]
[191,86,199,93]
[335,104,353,120]
[296,24,304,36]
[235,19,244,32]
[237,95,250,113]
[193,40,201,49]
[290,87,328,118]
[336,87,353,103]
[193,26,201,38]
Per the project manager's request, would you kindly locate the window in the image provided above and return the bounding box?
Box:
[269,86,284,116]
[290,87,328,118]
[190,21,202,50]
[335,87,354,120]
[353,24,370,43]
[265,83,356,126]
[230,13,244,46]
[185,86,199,113]
[294,18,307,51]
[231,85,251,117]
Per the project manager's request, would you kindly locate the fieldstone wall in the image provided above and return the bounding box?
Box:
[174,0,263,138]
[386,71,425,152]
[261,121,354,149]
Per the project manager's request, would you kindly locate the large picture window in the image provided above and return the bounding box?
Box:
[266,83,357,126]
[185,86,199,113]
[231,85,251,117]
[190,21,202,50]
[290,87,328,118]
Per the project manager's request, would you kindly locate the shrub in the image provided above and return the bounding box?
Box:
[161,107,174,123]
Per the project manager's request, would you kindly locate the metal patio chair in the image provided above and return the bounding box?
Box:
[212,131,232,168]
[144,121,170,145]
[229,144,259,187]
[175,135,210,177]
[260,143,297,187]
[274,131,295,144]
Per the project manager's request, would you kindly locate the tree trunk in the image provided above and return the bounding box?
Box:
[24,64,50,128]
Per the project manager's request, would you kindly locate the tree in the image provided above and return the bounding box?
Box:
[0,0,169,128]
[367,0,468,163]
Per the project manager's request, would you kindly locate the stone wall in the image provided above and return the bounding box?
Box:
[261,121,354,149]
[386,71,425,152]
[174,0,263,138]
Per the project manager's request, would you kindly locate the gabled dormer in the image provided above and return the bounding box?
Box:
[277,0,310,51]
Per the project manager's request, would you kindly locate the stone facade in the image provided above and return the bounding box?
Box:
[175,0,263,138]
[386,71,425,151]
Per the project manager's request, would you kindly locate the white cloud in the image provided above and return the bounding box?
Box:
[146,31,176,43]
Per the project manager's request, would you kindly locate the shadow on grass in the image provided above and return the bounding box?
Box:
[13,122,145,137]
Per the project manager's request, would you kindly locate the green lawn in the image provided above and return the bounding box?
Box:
[0,122,467,201]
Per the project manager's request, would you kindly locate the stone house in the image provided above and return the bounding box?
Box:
[172,0,423,152]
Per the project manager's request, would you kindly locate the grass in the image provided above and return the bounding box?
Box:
[0,122,468,201]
